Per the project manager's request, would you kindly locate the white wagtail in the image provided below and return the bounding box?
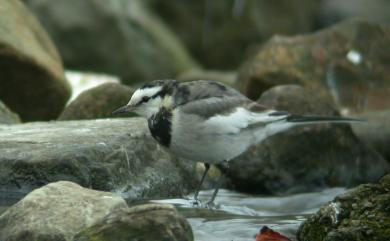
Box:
[113,79,359,205]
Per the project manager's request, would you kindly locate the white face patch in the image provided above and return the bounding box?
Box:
[128,86,163,107]
[128,86,163,118]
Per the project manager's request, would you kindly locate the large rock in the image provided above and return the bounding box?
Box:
[226,85,389,194]
[25,0,199,85]
[238,19,390,115]
[0,0,70,121]
[0,118,197,206]
[297,174,390,241]
[74,204,194,241]
[59,83,135,120]
[0,101,20,124]
[0,181,128,241]
[150,0,321,69]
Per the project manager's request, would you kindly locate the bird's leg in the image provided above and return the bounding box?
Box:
[207,160,229,206]
[193,163,210,202]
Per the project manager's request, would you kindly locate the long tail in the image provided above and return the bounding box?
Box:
[285,114,363,124]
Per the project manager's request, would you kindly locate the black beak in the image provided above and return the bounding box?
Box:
[112,105,132,115]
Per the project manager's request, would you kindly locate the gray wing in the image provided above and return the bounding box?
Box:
[179,95,270,119]
[173,80,244,108]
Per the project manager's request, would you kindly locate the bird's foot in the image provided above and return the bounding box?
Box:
[191,198,202,207]
[205,200,216,209]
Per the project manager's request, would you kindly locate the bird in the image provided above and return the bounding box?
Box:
[113,79,359,205]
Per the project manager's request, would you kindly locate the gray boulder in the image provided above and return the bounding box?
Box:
[0,0,70,121]
[0,181,128,241]
[0,101,21,124]
[0,118,198,206]
[226,85,389,194]
[25,0,199,85]
[297,174,390,241]
[74,203,194,241]
[59,83,135,120]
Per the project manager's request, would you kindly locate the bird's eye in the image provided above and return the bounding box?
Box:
[142,96,150,102]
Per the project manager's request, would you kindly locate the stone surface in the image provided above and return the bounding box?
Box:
[297,174,390,241]
[0,118,197,206]
[59,83,135,120]
[150,0,321,69]
[351,110,390,162]
[25,0,199,85]
[238,19,390,115]
[0,101,21,124]
[74,203,194,241]
[226,85,389,194]
[0,181,128,241]
[0,0,71,121]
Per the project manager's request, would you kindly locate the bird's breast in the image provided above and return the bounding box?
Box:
[148,108,172,147]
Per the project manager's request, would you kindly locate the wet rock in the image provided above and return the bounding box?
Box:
[25,0,199,85]
[351,110,390,162]
[59,83,135,120]
[297,174,390,241]
[227,85,389,194]
[0,0,71,121]
[150,0,321,69]
[239,19,390,115]
[74,203,194,241]
[0,101,21,124]
[0,181,128,241]
[0,118,197,206]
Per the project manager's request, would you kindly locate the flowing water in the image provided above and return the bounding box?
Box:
[0,188,346,241]
[152,188,346,241]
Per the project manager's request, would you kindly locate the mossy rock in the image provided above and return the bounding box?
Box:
[297,174,390,241]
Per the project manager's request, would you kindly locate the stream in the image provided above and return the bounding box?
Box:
[0,187,345,241]
[152,188,346,241]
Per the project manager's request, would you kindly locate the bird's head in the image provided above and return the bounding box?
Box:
[113,80,176,119]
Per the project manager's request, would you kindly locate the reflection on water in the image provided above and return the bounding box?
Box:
[152,188,346,241]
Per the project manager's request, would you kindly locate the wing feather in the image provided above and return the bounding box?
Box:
[178,95,288,134]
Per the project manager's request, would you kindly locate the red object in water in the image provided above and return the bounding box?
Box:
[255,226,292,241]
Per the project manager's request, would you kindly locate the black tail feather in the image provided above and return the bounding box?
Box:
[286,114,363,123]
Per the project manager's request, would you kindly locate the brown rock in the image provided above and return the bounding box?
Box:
[239,19,390,115]
[59,83,135,120]
[0,0,70,121]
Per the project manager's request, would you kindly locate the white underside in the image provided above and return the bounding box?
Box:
[169,107,293,164]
